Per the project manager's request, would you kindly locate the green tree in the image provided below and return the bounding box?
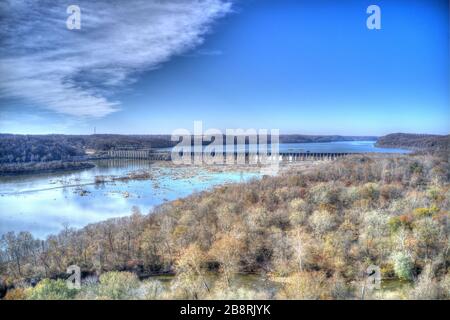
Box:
[391,252,414,281]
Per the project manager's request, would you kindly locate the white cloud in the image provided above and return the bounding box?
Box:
[0,0,232,117]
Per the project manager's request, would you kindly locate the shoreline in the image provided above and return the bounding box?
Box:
[0,161,95,177]
[1,153,446,300]
[0,159,322,240]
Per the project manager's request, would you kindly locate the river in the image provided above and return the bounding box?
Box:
[0,141,410,238]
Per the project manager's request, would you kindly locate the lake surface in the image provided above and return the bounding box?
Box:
[159,141,411,154]
[276,141,410,153]
[0,141,410,239]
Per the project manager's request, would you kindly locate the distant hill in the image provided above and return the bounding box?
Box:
[0,133,378,164]
[279,135,377,143]
[3,132,448,164]
[0,134,174,164]
[376,133,449,151]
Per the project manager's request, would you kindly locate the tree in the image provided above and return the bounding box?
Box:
[413,217,443,261]
[391,252,414,281]
[279,271,330,299]
[209,234,243,287]
[409,265,442,299]
[172,244,209,299]
[288,227,313,273]
[98,271,140,300]
[309,210,337,236]
[0,231,40,278]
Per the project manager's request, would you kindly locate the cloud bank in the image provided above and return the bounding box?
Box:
[0,0,232,117]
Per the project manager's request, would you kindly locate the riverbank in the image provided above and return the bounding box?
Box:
[0,159,267,238]
[1,153,448,300]
[0,161,95,176]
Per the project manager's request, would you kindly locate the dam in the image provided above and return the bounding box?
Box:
[107,149,353,162]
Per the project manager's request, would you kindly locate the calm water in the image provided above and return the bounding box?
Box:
[0,141,410,239]
[0,160,259,238]
[277,141,410,153]
[159,141,411,154]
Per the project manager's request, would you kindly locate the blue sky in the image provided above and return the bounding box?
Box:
[0,0,448,135]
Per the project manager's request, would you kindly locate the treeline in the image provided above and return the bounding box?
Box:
[0,134,176,164]
[0,135,85,163]
[0,133,381,165]
[4,131,448,165]
[279,134,378,143]
[376,133,449,151]
[1,153,449,299]
[80,134,175,150]
[0,161,95,176]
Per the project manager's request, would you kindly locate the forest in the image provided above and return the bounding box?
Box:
[0,152,449,299]
[0,134,174,163]
[376,133,449,151]
[0,134,85,163]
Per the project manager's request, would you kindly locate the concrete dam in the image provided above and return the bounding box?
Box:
[107,149,353,162]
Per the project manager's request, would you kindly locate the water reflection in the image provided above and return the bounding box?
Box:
[0,160,260,238]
